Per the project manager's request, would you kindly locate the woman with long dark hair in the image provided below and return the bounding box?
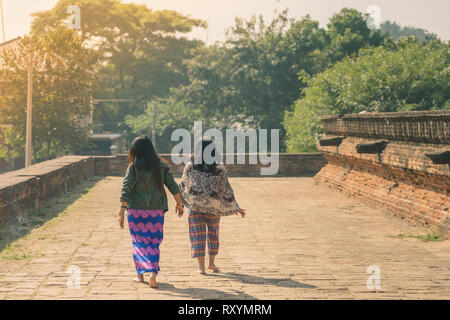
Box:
[179,138,246,274]
[119,135,184,288]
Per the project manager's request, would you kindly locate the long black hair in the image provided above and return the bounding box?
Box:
[128,135,163,192]
[192,137,218,173]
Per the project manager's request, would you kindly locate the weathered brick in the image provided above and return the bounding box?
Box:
[0,156,94,225]
[93,153,327,178]
[0,154,327,226]
[316,111,450,234]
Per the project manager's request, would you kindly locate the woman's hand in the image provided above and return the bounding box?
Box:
[176,204,184,218]
[119,211,125,229]
[173,193,184,218]
[236,208,246,218]
[119,206,126,229]
[119,202,128,229]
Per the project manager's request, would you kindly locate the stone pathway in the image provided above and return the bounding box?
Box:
[0,177,449,300]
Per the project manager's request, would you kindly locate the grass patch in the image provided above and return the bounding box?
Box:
[415,234,445,242]
[0,177,102,252]
[389,233,445,242]
[0,243,31,261]
[389,233,412,239]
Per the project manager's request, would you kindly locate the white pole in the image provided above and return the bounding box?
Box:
[25,36,33,167]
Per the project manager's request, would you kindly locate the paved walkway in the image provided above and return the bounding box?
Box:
[0,177,449,300]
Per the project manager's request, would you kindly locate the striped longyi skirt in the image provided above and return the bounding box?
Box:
[127,209,165,275]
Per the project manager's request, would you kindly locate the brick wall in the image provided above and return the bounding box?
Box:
[0,156,94,225]
[315,111,450,235]
[94,153,327,178]
[0,153,326,225]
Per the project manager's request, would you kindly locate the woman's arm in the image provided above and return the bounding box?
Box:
[119,167,132,229]
[221,165,246,218]
[172,193,184,217]
[119,201,128,229]
[163,164,184,217]
[163,165,181,195]
[120,166,132,204]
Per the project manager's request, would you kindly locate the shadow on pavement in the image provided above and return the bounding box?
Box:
[205,272,317,289]
[149,271,316,299]
[0,177,103,253]
[153,282,257,300]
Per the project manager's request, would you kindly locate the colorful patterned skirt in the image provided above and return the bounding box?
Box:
[127,209,165,275]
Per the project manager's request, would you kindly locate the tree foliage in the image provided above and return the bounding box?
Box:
[127,8,389,151]
[381,21,438,42]
[32,0,206,134]
[126,97,203,153]
[283,39,450,152]
[325,8,390,64]
[0,27,98,162]
[2,3,446,163]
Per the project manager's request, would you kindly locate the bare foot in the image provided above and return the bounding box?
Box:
[197,269,206,275]
[133,274,145,283]
[149,273,158,288]
[208,265,221,272]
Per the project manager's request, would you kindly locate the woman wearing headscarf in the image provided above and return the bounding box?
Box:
[179,138,246,274]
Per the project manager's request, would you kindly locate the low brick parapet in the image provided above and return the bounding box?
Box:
[315,110,450,235]
[322,110,450,144]
[94,153,327,178]
[0,156,94,225]
[0,153,326,226]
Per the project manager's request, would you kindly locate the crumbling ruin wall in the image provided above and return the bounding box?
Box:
[315,111,450,236]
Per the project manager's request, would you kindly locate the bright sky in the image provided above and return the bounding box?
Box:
[1,0,449,43]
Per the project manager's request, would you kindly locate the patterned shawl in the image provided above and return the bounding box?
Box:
[179,163,240,216]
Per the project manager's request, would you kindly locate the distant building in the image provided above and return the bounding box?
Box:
[77,133,126,156]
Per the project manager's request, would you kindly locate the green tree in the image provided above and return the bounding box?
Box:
[0,125,22,169]
[324,8,390,64]
[31,0,206,135]
[381,21,437,42]
[126,97,202,154]
[284,39,450,152]
[162,11,330,151]
[222,12,329,133]
[161,9,390,151]
[0,27,98,162]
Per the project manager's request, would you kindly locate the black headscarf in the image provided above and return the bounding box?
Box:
[192,138,218,173]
